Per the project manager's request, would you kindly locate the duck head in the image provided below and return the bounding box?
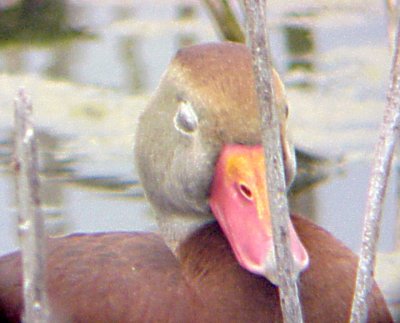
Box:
[135,42,308,285]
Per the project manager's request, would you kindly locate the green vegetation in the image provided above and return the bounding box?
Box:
[0,0,85,46]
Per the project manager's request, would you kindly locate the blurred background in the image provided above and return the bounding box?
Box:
[0,0,398,317]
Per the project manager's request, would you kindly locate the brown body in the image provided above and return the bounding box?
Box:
[0,215,392,322]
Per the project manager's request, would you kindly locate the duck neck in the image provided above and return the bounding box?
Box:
[156,211,214,254]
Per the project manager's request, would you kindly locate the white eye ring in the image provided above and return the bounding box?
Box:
[174,100,198,135]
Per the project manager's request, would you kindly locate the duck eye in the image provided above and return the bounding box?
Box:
[174,100,198,135]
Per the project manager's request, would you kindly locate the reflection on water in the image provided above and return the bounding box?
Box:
[284,18,315,88]
[0,1,398,262]
[175,3,198,47]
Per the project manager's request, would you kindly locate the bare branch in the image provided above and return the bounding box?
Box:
[14,88,50,323]
[385,0,400,52]
[243,1,303,322]
[350,19,400,323]
[202,0,245,43]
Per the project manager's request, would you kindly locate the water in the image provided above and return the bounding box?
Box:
[0,0,398,259]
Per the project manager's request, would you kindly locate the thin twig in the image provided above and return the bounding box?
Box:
[14,88,50,323]
[385,0,400,52]
[243,1,303,322]
[350,19,400,323]
[202,0,245,42]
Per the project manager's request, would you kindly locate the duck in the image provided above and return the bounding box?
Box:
[0,42,393,323]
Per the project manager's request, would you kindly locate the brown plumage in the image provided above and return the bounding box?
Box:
[0,215,392,322]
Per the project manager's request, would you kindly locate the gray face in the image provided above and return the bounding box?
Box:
[134,77,218,218]
[134,42,295,221]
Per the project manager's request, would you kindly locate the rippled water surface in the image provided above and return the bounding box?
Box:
[0,0,398,259]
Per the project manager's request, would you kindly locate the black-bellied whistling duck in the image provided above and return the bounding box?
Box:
[0,42,393,323]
